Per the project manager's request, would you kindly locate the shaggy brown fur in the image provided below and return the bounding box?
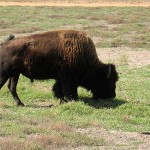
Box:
[0,30,118,106]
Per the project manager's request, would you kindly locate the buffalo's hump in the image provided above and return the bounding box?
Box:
[1,30,99,80]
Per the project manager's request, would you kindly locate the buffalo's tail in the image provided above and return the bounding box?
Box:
[6,34,15,41]
[0,34,15,46]
[5,35,33,84]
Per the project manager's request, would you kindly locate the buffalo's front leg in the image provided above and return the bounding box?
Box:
[62,82,77,102]
[7,75,24,106]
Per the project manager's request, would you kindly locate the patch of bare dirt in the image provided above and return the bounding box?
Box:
[97,48,150,67]
[0,1,150,7]
[75,127,150,150]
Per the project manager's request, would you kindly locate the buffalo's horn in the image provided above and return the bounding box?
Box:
[107,64,111,78]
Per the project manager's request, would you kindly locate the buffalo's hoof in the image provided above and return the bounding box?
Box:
[17,103,25,107]
[60,99,67,104]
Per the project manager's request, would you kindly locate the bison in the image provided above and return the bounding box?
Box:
[0,30,118,106]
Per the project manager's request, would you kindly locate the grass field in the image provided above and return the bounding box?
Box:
[0,7,150,48]
[0,5,150,149]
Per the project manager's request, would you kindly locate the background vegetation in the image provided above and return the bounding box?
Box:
[0,6,149,49]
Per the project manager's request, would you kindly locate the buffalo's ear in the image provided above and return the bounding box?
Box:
[102,64,117,79]
[97,64,116,80]
[107,64,119,81]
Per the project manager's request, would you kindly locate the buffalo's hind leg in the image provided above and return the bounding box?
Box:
[8,74,24,106]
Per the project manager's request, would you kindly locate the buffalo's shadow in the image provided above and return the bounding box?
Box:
[79,97,127,109]
[25,98,126,109]
[3,98,126,109]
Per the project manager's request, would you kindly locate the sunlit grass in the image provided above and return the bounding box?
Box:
[0,5,150,149]
[1,66,150,133]
[0,6,149,49]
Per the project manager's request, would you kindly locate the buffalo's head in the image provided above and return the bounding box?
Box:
[91,64,119,100]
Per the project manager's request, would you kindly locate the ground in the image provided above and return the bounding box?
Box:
[97,48,150,68]
[75,127,150,149]
[0,0,150,7]
[0,1,150,149]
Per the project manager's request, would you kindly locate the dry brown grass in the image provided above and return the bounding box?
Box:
[111,39,128,47]
[27,134,68,148]
[0,135,67,150]
[0,0,149,7]
[0,121,72,149]
[0,0,149,3]
[0,27,41,37]
[48,122,71,132]
[105,16,126,24]
[0,137,33,150]
[37,121,72,132]
[48,14,67,19]
[0,21,10,29]
[22,118,38,126]
[0,101,7,107]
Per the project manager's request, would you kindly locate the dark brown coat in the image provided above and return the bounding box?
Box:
[0,30,118,106]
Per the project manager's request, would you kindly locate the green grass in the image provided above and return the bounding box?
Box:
[0,7,150,49]
[0,6,150,149]
[1,66,150,131]
[0,65,150,148]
